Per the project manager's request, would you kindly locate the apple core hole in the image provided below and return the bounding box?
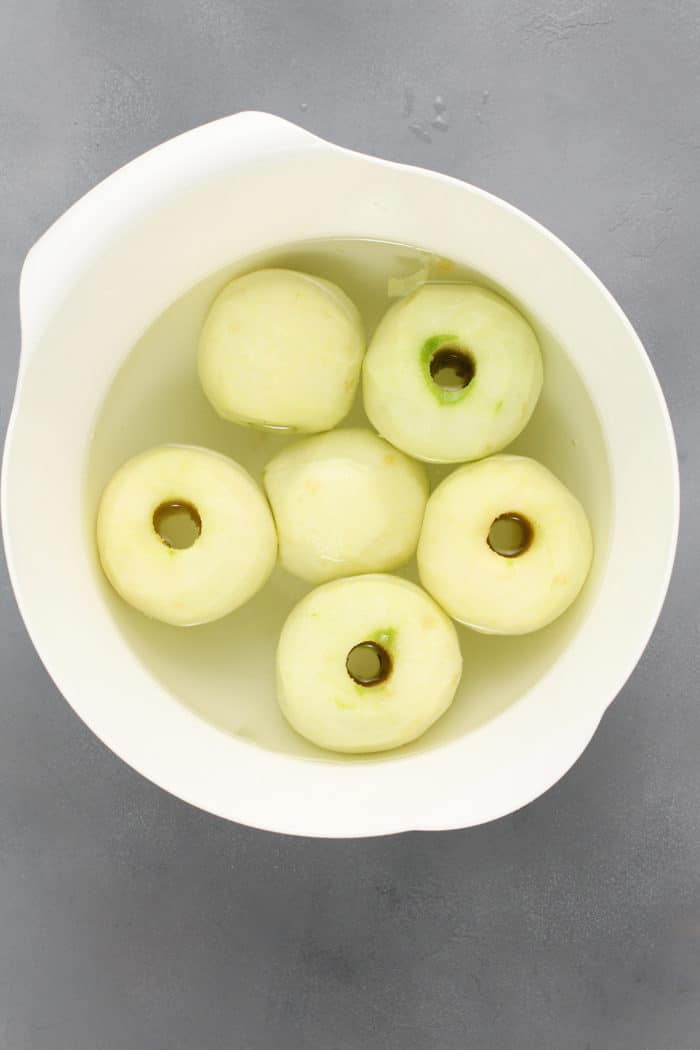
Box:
[487,512,533,558]
[429,346,475,390]
[346,641,393,687]
[153,500,202,550]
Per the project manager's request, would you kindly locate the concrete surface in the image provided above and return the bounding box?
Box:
[1,2,699,1048]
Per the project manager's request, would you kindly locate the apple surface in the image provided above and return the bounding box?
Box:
[263,428,429,583]
[277,574,463,753]
[417,455,593,634]
[363,283,542,462]
[198,268,365,432]
[96,445,277,626]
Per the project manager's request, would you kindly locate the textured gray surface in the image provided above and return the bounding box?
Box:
[1,1,698,1047]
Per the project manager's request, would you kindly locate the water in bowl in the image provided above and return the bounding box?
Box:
[85,238,612,761]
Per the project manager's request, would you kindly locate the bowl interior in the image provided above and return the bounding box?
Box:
[84,237,612,762]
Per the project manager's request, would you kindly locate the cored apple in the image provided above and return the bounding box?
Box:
[276,574,462,753]
[417,455,593,634]
[363,283,542,462]
[97,444,277,626]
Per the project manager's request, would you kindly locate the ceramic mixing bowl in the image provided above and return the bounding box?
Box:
[2,113,678,836]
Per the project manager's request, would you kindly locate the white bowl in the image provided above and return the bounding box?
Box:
[1,113,679,837]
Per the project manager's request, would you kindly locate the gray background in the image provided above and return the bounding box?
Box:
[1,1,698,1047]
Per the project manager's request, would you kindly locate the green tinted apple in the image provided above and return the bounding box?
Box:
[363,284,542,462]
[277,574,462,753]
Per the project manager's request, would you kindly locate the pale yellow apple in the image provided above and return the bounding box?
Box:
[97,445,277,626]
[263,428,429,583]
[417,455,593,634]
[198,268,364,432]
[277,574,462,753]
